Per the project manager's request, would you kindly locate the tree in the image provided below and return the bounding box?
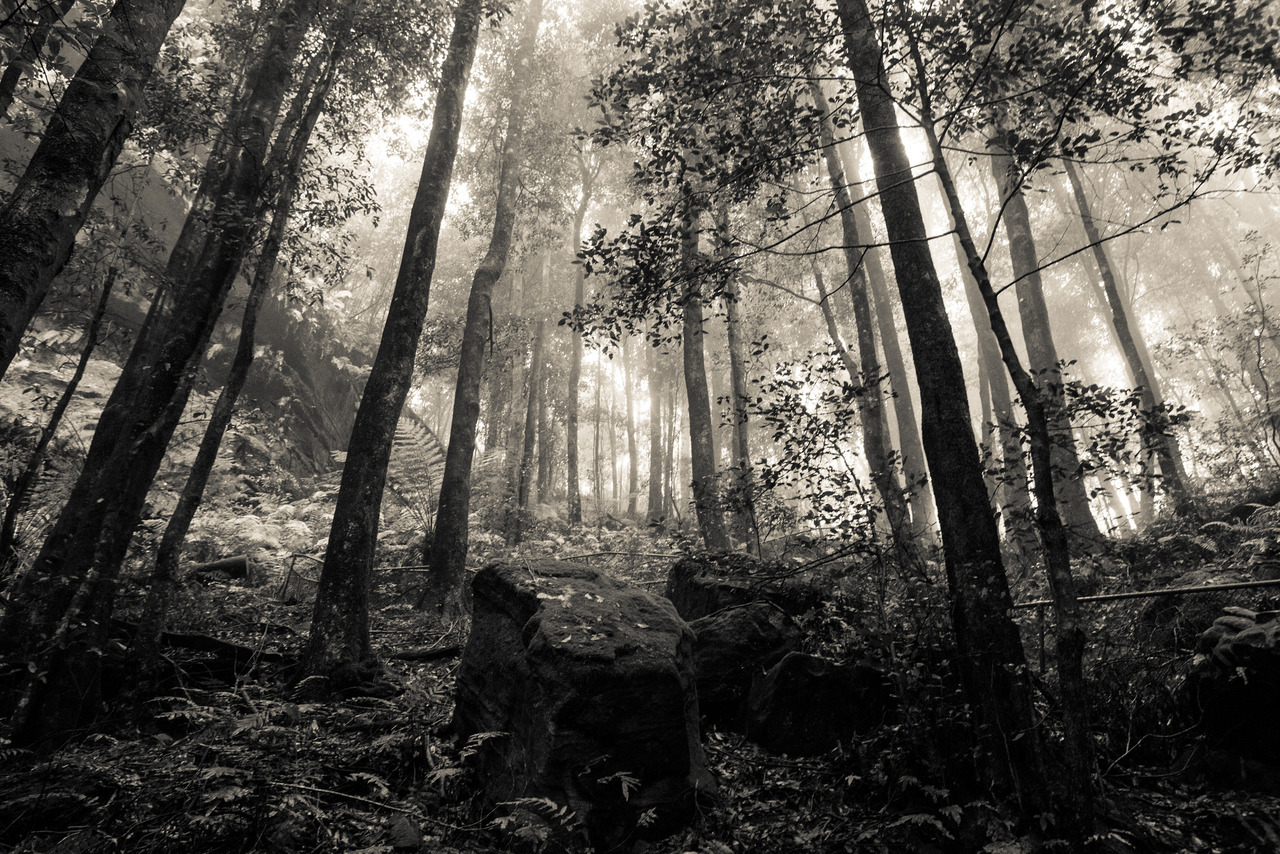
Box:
[833,0,1055,818]
[1064,159,1193,514]
[0,0,188,380]
[809,77,909,540]
[565,149,597,526]
[679,187,730,551]
[134,37,342,690]
[0,0,326,746]
[301,0,481,679]
[426,0,544,615]
[989,141,1101,545]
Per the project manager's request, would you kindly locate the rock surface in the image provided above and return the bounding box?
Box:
[1186,606,1280,766]
[665,552,827,621]
[688,602,803,728]
[454,560,715,848]
[745,651,894,756]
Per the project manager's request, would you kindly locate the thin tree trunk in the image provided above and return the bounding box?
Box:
[836,132,936,533]
[0,0,188,379]
[810,82,909,538]
[646,341,664,521]
[536,370,552,500]
[836,0,1052,818]
[0,268,115,569]
[510,320,544,545]
[608,360,619,509]
[990,144,1099,544]
[565,155,593,526]
[714,207,757,551]
[623,336,639,517]
[298,0,478,669]
[1063,159,1192,515]
[594,356,602,521]
[907,37,1093,839]
[954,233,1033,549]
[0,0,77,117]
[679,188,729,551]
[426,0,542,614]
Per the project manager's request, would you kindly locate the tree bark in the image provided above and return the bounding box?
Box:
[300,0,479,671]
[646,340,664,521]
[0,0,188,380]
[2,0,324,746]
[1063,159,1192,515]
[836,134,936,533]
[905,34,1094,838]
[990,145,1099,544]
[810,78,910,539]
[510,318,544,545]
[836,0,1050,815]
[0,0,77,117]
[426,0,543,613]
[623,336,640,517]
[134,41,338,690]
[714,207,757,550]
[536,369,553,499]
[566,158,592,526]
[679,188,729,551]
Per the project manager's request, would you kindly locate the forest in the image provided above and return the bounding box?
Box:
[1,0,1279,850]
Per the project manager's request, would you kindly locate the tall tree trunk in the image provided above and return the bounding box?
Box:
[714,207,757,551]
[679,188,729,551]
[608,361,619,509]
[906,35,1093,839]
[300,0,478,671]
[1063,159,1192,516]
[0,0,188,380]
[593,357,602,520]
[133,43,337,690]
[810,80,909,539]
[536,370,553,500]
[565,155,594,526]
[623,337,639,517]
[953,233,1033,549]
[646,341,664,521]
[425,0,542,614]
[836,134,936,533]
[990,145,1099,545]
[0,0,77,117]
[510,319,544,545]
[2,0,325,745]
[836,0,1052,817]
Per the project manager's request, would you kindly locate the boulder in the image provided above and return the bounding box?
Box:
[453,560,715,850]
[1186,607,1280,766]
[688,603,803,728]
[745,652,894,756]
[665,552,827,621]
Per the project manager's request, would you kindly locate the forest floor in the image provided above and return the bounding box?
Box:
[4,504,1280,853]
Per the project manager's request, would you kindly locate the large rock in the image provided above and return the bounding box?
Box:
[688,603,803,728]
[454,560,715,849]
[1186,607,1280,766]
[745,652,894,756]
[665,553,827,621]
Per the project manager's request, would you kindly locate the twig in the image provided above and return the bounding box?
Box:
[271,782,491,831]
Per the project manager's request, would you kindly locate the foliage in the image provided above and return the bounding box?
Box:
[747,343,890,546]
